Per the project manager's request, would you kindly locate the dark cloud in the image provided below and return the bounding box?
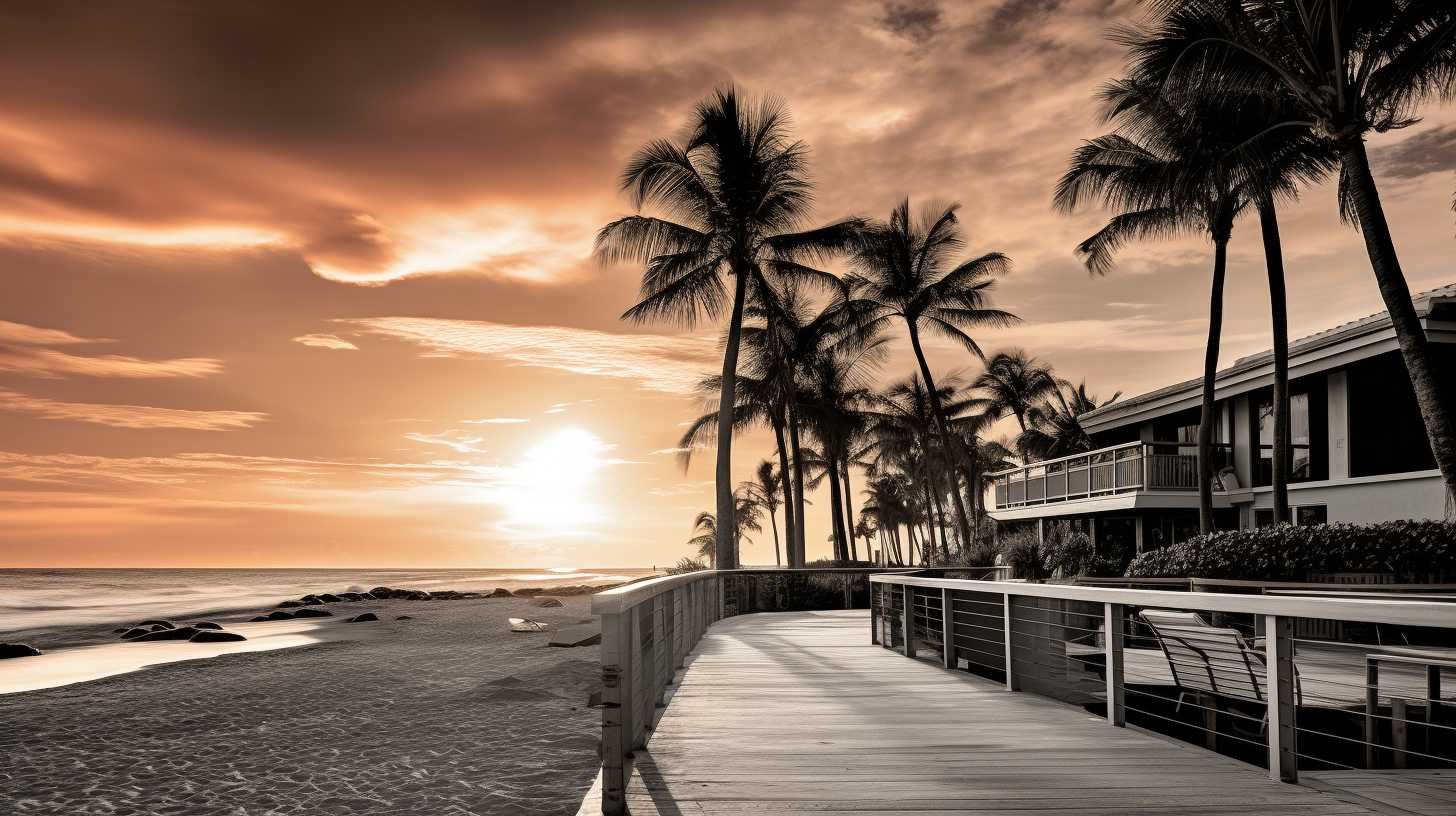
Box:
[987,0,1067,34]
[880,2,944,43]
[1373,126,1456,180]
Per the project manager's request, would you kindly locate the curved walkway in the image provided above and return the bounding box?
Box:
[580,609,1375,814]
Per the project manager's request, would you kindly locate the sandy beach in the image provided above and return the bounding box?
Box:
[0,594,604,815]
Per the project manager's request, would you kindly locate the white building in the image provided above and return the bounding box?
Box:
[988,283,1456,560]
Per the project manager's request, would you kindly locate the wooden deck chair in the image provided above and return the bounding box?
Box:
[1138,609,1300,738]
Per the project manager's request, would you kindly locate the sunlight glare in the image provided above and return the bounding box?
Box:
[499,427,611,537]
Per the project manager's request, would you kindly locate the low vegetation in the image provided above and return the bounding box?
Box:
[1126,520,1456,582]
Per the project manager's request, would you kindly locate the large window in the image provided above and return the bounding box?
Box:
[1252,381,1327,486]
[1347,352,1440,477]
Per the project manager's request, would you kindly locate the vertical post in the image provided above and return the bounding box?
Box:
[902,583,914,658]
[1365,657,1379,769]
[941,587,955,670]
[1429,665,1443,754]
[600,609,634,816]
[1104,602,1125,726]
[1003,592,1018,691]
[1264,614,1298,782]
[1392,699,1408,770]
[870,582,880,645]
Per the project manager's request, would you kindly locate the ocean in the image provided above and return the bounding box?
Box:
[0,567,656,634]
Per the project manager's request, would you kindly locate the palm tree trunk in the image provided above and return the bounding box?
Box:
[906,523,919,566]
[905,324,975,545]
[1197,210,1233,534]
[826,453,848,562]
[787,402,808,568]
[841,460,857,562]
[767,506,781,567]
[1259,198,1291,524]
[772,416,795,567]
[713,268,748,569]
[1342,141,1456,504]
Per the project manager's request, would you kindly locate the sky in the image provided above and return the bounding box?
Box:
[2,1,1454,568]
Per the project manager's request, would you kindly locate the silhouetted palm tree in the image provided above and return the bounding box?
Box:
[598,88,861,568]
[742,460,783,567]
[686,489,762,560]
[1128,0,1456,505]
[1019,381,1122,461]
[974,350,1059,437]
[847,199,1017,547]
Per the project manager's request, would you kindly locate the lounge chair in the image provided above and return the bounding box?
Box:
[1138,609,1300,739]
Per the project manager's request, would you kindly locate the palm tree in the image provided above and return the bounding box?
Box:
[742,460,784,567]
[847,199,1018,547]
[686,488,763,560]
[1054,75,1283,533]
[974,350,1059,440]
[1129,0,1456,506]
[597,88,860,568]
[1019,381,1122,461]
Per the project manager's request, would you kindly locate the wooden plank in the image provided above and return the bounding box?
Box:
[580,610,1379,815]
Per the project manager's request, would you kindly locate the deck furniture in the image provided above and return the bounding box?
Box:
[1364,650,1456,769]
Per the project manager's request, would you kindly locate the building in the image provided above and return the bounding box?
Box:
[988,283,1456,559]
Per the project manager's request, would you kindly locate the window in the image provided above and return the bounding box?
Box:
[1252,382,1327,486]
[1254,505,1327,527]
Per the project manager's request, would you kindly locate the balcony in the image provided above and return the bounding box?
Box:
[991,441,1232,511]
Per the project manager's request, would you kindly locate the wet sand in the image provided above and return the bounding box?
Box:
[0,596,603,815]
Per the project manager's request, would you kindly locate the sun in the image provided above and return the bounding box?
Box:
[498,427,613,537]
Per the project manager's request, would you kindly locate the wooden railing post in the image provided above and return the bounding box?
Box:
[599,609,633,816]
[941,587,955,669]
[1104,602,1125,726]
[1003,592,1018,691]
[1265,614,1298,782]
[902,583,914,657]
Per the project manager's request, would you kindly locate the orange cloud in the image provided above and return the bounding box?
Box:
[347,317,715,395]
[291,333,359,351]
[0,388,266,430]
[0,319,223,378]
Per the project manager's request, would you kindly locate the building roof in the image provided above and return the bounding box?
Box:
[1079,281,1456,428]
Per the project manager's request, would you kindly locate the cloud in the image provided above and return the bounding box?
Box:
[1374,126,1456,180]
[980,315,1263,354]
[650,446,692,455]
[461,417,529,424]
[0,388,266,430]
[0,319,223,378]
[403,429,487,453]
[347,317,715,395]
[292,333,358,350]
[880,2,943,43]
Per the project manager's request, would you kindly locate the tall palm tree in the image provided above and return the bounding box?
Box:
[974,350,1059,438]
[1019,381,1122,461]
[597,88,860,568]
[1129,0,1456,505]
[847,199,1018,547]
[742,460,784,567]
[1054,75,1297,533]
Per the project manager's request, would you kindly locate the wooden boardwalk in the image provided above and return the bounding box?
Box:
[578,609,1384,815]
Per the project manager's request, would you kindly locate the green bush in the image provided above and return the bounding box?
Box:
[1003,529,1047,581]
[1125,520,1456,581]
[666,556,708,575]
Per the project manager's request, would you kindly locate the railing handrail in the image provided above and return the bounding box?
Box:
[988,439,1234,479]
[592,567,909,615]
[869,574,1456,628]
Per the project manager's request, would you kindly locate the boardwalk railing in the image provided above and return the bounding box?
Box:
[591,568,901,815]
[871,574,1456,785]
[991,441,1234,509]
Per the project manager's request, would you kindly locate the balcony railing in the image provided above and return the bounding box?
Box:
[992,441,1232,510]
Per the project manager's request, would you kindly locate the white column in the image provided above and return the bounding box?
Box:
[1328,371,1350,480]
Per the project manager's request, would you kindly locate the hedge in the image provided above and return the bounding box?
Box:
[1125,520,1456,582]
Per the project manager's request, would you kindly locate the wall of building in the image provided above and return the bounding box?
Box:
[1242,471,1450,524]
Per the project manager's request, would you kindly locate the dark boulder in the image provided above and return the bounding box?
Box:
[533,597,565,608]
[137,619,174,629]
[458,591,484,599]
[190,622,223,630]
[112,627,128,634]
[277,600,304,608]
[189,630,246,643]
[488,588,513,598]
[293,608,333,618]
[338,592,364,602]
[370,586,393,597]
[265,610,295,621]
[300,595,323,605]
[120,627,152,639]
[0,643,41,659]
[319,593,343,603]
[512,587,543,597]
[347,613,379,623]
[250,615,270,622]
[396,615,414,621]
[131,627,199,642]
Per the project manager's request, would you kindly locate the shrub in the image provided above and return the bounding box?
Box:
[1042,521,1121,578]
[1125,520,1456,581]
[1003,529,1047,581]
[666,557,708,575]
